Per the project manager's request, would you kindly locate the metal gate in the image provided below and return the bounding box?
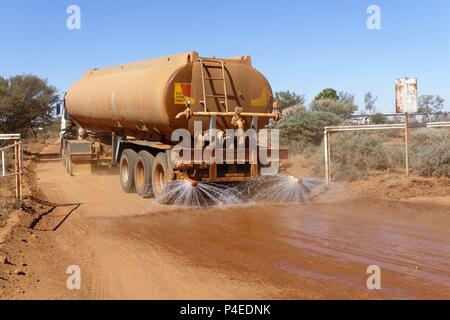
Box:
[0,134,23,200]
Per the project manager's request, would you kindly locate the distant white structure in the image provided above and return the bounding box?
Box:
[350,116,370,125]
[396,78,418,113]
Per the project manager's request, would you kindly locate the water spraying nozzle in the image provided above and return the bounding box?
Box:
[182,178,198,188]
[288,176,303,184]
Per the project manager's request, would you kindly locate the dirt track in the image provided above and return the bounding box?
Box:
[1,141,450,299]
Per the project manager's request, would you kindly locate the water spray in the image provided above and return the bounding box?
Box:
[157,175,327,207]
[157,180,240,207]
[248,176,326,204]
[288,176,303,185]
[182,177,198,188]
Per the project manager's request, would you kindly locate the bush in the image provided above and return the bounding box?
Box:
[281,104,305,121]
[310,99,358,119]
[306,133,395,181]
[306,128,450,181]
[278,111,342,149]
[410,128,450,147]
[329,134,390,180]
[412,144,450,177]
[410,128,450,177]
[386,145,405,168]
[372,113,387,124]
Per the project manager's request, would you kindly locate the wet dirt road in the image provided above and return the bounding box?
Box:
[20,143,450,299]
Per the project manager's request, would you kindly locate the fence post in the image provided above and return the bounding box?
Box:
[327,130,331,183]
[324,128,330,185]
[18,142,23,200]
[404,113,409,177]
[14,142,20,199]
[1,150,5,177]
[0,134,22,200]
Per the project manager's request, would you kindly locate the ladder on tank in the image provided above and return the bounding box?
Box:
[198,58,229,113]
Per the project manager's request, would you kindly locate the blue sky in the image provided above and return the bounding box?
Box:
[0,0,449,112]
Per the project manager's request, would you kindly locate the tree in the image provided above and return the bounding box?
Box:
[418,95,445,114]
[364,92,378,115]
[338,91,355,104]
[315,88,338,101]
[310,99,358,119]
[310,88,358,119]
[0,75,58,135]
[274,91,305,111]
[278,111,342,146]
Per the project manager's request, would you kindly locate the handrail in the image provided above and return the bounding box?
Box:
[0,141,21,152]
[0,135,23,200]
[0,134,21,140]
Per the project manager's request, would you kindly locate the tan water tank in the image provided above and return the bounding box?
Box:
[66,51,274,141]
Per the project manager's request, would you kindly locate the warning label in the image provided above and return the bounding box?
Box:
[174,83,195,105]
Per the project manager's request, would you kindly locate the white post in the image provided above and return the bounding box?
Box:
[324,129,330,185]
[405,113,409,177]
[18,142,23,201]
[1,150,5,177]
[327,131,331,183]
[14,143,19,199]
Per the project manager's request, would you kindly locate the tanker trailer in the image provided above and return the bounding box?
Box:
[61,51,287,199]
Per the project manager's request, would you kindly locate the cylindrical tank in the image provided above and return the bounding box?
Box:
[66,51,274,141]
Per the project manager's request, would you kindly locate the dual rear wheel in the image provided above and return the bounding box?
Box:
[119,149,172,198]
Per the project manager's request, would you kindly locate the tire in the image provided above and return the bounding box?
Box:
[119,149,138,193]
[134,151,155,198]
[152,152,173,198]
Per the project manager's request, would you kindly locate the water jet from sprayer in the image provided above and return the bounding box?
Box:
[157,180,240,207]
[251,176,325,204]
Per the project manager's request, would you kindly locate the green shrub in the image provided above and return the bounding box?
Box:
[330,134,390,179]
[372,113,387,124]
[306,133,394,181]
[278,111,342,150]
[410,128,450,147]
[409,128,450,177]
[310,99,358,119]
[412,144,450,177]
[386,145,405,167]
[303,127,450,181]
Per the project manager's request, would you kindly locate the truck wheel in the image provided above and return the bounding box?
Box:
[134,151,155,198]
[152,152,173,198]
[120,149,138,193]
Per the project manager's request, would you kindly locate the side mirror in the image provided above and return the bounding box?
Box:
[55,104,61,116]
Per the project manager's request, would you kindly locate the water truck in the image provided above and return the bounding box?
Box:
[61,52,288,199]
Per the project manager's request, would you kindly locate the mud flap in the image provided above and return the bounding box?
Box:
[66,141,93,176]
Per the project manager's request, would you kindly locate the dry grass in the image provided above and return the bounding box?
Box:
[302,128,450,181]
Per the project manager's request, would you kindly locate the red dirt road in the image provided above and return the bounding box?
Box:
[2,142,450,299]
